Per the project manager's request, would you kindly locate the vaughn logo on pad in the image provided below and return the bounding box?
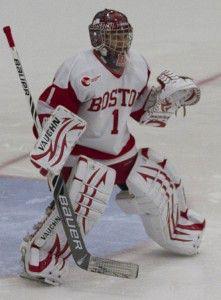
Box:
[30,106,87,175]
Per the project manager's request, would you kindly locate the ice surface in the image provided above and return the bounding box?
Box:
[0,0,221,299]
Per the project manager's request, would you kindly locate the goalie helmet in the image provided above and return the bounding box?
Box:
[89,9,133,68]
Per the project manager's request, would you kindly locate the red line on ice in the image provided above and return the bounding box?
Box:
[197,72,221,86]
[0,153,29,171]
[0,72,221,173]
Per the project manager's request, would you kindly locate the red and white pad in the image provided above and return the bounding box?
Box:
[116,148,205,255]
[156,70,200,106]
[67,155,116,235]
[20,206,70,285]
[140,70,200,127]
[21,156,116,284]
[30,105,87,175]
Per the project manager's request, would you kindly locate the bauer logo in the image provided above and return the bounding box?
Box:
[81,75,101,87]
[58,195,83,250]
[14,59,30,95]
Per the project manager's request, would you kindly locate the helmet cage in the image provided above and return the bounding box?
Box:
[89,19,133,54]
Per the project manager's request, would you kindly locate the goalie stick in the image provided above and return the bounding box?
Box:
[3,26,139,279]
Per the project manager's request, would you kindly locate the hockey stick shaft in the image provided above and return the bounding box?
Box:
[3,26,41,131]
[3,26,139,279]
[3,25,90,266]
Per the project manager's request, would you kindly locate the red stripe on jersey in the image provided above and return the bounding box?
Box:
[130,68,151,122]
[39,83,80,113]
[72,134,135,160]
[130,107,146,121]
[33,83,81,138]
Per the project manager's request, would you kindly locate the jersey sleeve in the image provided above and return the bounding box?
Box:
[130,62,151,122]
[33,82,81,138]
[34,52,95,138]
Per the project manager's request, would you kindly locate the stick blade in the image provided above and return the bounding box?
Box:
[88,256,139,279]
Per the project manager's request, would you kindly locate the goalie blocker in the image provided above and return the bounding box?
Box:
[30,105,87,175]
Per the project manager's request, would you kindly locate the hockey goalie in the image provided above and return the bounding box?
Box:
[20,9,205,285]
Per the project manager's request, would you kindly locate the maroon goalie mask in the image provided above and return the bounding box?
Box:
[89,9,133,68]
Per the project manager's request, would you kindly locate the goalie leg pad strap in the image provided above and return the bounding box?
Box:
[116,148,205,255]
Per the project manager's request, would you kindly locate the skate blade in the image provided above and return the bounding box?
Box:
[20,271,60,286]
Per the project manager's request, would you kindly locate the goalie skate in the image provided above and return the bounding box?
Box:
[20,269,60,286]
[20,238,70,286]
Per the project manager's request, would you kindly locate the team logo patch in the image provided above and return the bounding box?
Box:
[81,75,101,87]
[81,76,90,86]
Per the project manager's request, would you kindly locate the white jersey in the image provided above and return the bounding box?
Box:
[54,49,149,152]
[37,49,150,163]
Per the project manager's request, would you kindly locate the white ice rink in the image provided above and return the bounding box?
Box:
[0,0,221,299]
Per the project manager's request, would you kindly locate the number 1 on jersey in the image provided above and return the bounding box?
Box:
[111,109,119,134]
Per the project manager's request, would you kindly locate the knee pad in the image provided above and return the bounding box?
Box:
[116,148,205,255]
[67,156,116,235]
